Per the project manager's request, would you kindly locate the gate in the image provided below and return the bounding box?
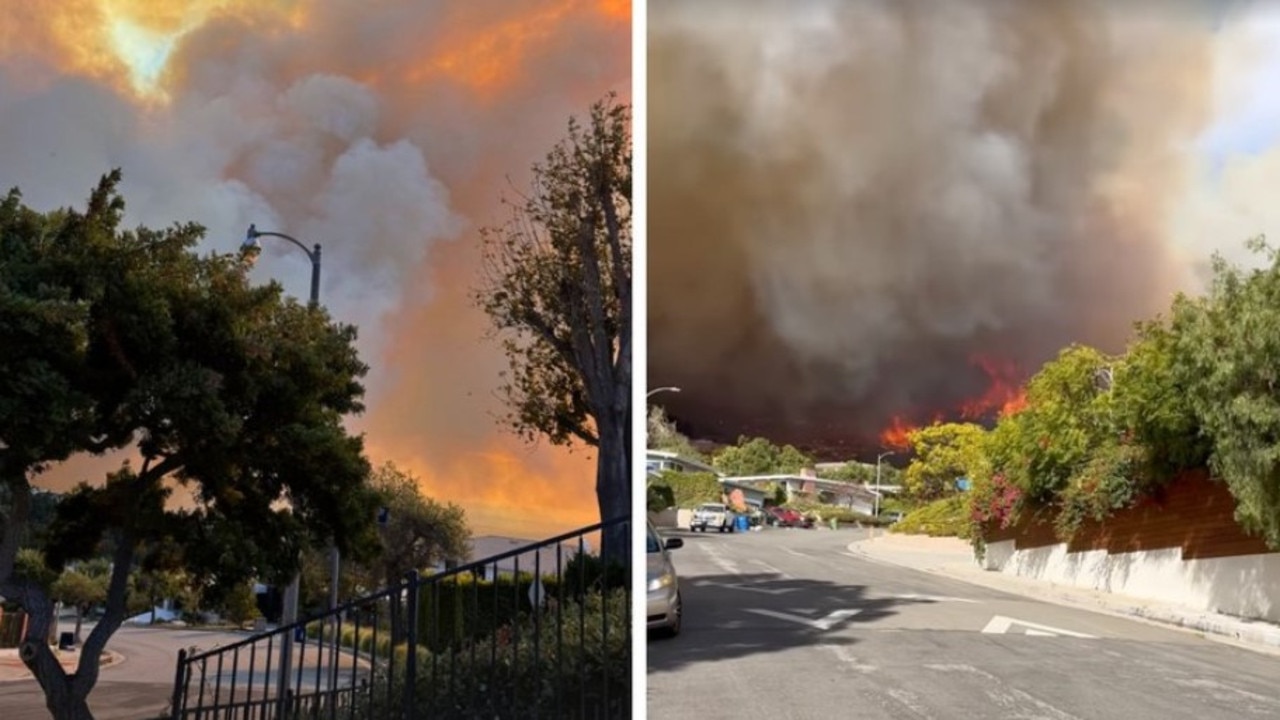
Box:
[170,515,630,719]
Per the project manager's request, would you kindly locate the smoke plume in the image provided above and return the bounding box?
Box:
[2,0,629,537]
[647,0,1236,455]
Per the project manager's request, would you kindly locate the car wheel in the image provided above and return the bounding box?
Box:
[656,592,682,639]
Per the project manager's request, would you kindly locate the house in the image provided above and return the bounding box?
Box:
[447,536,585,580]
[721,479,767,511]
[646,449,720,477]
[723,470,881,515]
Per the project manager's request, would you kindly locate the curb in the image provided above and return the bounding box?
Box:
[846,537,1280,654]
[0,649,124,683]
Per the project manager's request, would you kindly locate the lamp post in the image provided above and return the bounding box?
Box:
[874,451,895,518]
[646,386,681,399]
[241,224,335,705]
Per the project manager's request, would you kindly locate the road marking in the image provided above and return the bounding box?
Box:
[746,608,862,630]
[698,543,741,575]
[749,559,793,578]
[981,615,1096,638]
[692,580,798,595]
[783,548,807,557]
[889,593,979,604]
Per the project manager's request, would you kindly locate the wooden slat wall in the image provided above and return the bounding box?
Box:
[984,470,1276,561]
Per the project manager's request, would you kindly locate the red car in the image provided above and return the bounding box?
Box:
[767,507,814,528]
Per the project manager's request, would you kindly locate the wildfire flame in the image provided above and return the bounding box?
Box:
[960,355,1028,419]
[877,355,1029,450]
[879,416,915,451]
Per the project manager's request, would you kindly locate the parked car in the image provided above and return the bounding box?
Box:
[883,510,906,524]
[647,519,683,638]
[766,507,814,529]
[691,502,735,532]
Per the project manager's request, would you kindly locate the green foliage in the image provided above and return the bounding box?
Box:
[646,482,675,513]
[713,436,812,476]
[1112,321,1210,478]
[993,345,1119,503]
[893,495,971,538]
[1053,443,1152,541]
[1170,239,1280,549]
[651,470,721,509]
[647,405,704,462]
[0,171,379,716]
[474,95,631,451]
[51,559,109,611]
[218,581,262,626]
[364,462,471,590]
[348,589,629,719]
[903,423,989,501]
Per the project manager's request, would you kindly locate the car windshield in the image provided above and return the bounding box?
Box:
[647,525,662,553]
[698,504,724,511]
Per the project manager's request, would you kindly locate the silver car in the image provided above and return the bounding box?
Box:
[646,519,683,637]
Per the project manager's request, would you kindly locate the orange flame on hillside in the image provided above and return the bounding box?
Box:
[879,415,916,451]
[877,355,1030,449]
[960,355,1029,419]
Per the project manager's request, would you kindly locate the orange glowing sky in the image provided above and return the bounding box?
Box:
[1,0,630,539]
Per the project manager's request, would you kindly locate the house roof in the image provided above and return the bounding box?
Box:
[645,449,721,475]
[466,535,584,573]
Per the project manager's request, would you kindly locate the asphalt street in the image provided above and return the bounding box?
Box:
[647,526,1280,720]
[0,625,248,720]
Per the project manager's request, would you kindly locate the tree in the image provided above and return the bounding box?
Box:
[1172,239,1280,549]
[650,471,722,509]
[358,462,469,644]
[475,95,631,558]
[0,172,379,720]
[646,482,676,514]
[987,344,1118,503]
[712,436,813,476]
[647,405,704,462]
[903,423,990,501]
[50,559,109,644]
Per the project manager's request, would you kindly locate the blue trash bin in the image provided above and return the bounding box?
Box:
[736,515,749,532]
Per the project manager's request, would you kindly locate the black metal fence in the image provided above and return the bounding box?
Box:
[170,515,630,720]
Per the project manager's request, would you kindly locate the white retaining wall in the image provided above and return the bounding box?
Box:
[982,539,1280,623]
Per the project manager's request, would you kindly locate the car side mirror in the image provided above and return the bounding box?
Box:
[665,538,684,550]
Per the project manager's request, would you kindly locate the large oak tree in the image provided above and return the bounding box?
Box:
[0,172,378,720]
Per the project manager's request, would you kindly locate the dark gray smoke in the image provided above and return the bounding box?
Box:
[648,0,1217,453]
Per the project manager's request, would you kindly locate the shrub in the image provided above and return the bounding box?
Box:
[351,589,629,719]
[893,495,970,538]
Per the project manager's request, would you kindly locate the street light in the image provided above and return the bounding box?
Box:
[874,451,895,518]
[647,386,681,399]
[242,224,322,307]
[241,224,333,706]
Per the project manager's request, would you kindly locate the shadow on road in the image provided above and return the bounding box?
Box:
[648,571,924,674]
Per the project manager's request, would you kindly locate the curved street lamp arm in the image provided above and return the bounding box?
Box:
[247,227,320,263]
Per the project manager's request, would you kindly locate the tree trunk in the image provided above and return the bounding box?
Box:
[74,607,84,645]
[41,682,96,720]
[595,407,630,566]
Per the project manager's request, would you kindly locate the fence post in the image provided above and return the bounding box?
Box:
[170,648,187,720]
[404,570,420,720]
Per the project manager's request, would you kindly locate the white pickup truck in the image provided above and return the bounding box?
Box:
[691,502,735,533]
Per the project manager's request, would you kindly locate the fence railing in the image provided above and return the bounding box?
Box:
[170,515,631,720]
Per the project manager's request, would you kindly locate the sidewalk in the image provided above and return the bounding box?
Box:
[0,647,123,682]
[848,531,1280,654]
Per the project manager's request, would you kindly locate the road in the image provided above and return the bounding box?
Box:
[0,625,248,720]
[647,526,1280,720]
